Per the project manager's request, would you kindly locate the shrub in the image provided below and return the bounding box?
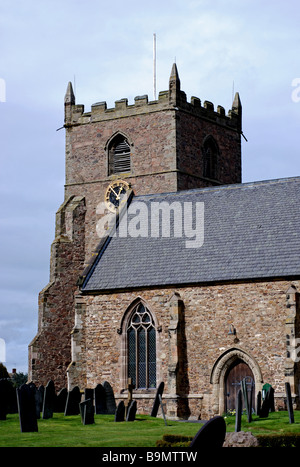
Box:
[156,434,193,447]
[257,434,300,448]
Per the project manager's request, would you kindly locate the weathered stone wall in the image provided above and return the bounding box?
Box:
[68,279,300,419]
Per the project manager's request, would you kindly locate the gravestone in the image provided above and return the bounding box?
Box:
[64,386,81,415]
[285,382,294,424]
[55,388,68,412]
[190,416,226,449]
[103,381,116,414]
[269,386,275,412]
[84,388,94,404]
[126,400,137,422]
[28,382,41,419]
[124,378,133,419]
[259,387,271,418]
[0,378,18,417]
[37,386,44,415]
[80,399,94,425]
[235,389,242,433]
[16,384,38,432]
[94,383,107,414]
[151,382,164,417]
[241,378,251,423]
[42,380,56,419]
[256,391,261,416]
[0,379,12,420]
[114,400,125,422]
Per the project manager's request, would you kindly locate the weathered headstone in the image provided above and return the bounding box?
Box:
[241,378,251,422]
[259,387,271,418]
[84,388,94,404]
[126,400,137,422]
[0,378,18,417]
[103,381,116,414]
[16,384,38,432]
[94,383,107,414]
[256,391,261,416]
[114,400,125,422]
[64,386,81,415]
[269,386,275,412]
[42,380,56,419]
[55,388,68,412]
[28,382,41,419]
[0,379,12,419]
[151,381,164,417]
[235,389,242,433]
[37,385,44,415]
[80,398,94,425]
[285,382,294,424]
[190,416,226,449]
[124,378,133,419]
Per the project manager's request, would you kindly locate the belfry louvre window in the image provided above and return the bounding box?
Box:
[108,135,131,175]
[127,303,156,389]
[203,136,218,180]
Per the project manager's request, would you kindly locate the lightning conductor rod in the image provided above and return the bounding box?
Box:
[153,33,157,100]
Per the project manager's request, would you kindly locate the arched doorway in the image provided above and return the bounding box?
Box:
[210,348,263,415]
[224,358,255,412]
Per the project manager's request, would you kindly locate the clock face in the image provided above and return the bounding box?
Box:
[105,180,130,212]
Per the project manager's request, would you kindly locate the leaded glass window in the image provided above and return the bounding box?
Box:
[127,304,156,389]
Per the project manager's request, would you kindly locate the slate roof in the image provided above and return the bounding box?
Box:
[81,177,300,292]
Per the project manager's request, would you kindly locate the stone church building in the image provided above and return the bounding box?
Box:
[28,64,300,419]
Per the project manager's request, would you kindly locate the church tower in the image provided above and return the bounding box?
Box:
[29,65,242,389]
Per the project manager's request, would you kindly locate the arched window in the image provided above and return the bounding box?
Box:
[203,136,218,180]
[108,134,131,175]
[127,303,156,389]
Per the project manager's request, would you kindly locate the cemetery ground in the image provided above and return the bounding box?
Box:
[0,411,300,447]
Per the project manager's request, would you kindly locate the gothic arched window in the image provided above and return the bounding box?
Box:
[203,136,219,180]
[108,134,131,175]
[127,303,156,389]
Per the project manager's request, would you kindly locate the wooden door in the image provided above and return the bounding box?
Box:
[225,359,255,413]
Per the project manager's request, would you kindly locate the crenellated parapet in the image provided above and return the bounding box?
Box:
[64,63,242,133]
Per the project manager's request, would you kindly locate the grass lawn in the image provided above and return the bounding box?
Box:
[225,410,300,437]
[0,413,202,447]
[1,411,300,447]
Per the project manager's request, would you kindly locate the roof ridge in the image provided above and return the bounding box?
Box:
[133,176,300,200]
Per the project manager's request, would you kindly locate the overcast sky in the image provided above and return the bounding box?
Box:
[0,0,300,374]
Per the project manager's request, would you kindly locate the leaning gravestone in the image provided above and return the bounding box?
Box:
[241,378,251,423]
[126,400,137,422]
[64,386,81,415]
[42,380,56,419]
[190,416,226,449]
[235,389,242,433]
[55,388,68,412]
[103,381,116,414]
[16,384,38,432]
[94,383,107,414]
[151,382,164,417]
[285,382,294,424]
[114,400,125,422]
[80,399,94,425]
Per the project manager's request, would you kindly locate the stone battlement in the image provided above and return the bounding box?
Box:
[64,64,242,132]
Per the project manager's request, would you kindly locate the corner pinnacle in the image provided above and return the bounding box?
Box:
[64,81,75,105]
